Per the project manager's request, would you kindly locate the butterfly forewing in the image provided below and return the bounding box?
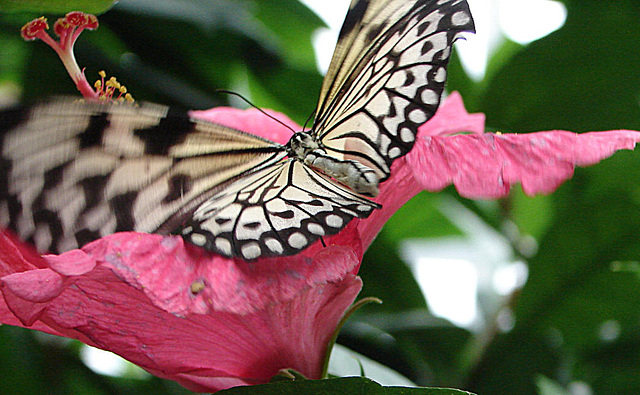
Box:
[314,0,475,180]
[0,99,285,253]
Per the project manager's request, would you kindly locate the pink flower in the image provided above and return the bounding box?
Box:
[0,228,364,392]
[3,92,640,392]
[0,108,371,392]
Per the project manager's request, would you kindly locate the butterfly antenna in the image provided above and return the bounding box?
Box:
[216,89,297,134]
[302,109,315,132]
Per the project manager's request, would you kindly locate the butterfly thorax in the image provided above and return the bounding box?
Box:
[288,131,379,197]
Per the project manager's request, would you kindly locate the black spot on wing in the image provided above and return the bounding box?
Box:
[366,21,388,43]
[133,107,194,155]
[80,175,109,211]
[32,208,64,249]
[417,20,431,35]
[215,217,231,226]
[307,199,325,207]
[272,209,295,219]
[43,164,65,191]
[0,157,11,205]
[404,71,416,86]
[111,191,138,231]
[3,194,21,232]
[0,106,29,135]
[421,40,434,56]
[79,113,110,148]
[75,228,102,247]
[243,221,261,230]
[164,174,192,203]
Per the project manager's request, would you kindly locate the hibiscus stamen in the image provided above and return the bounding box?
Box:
[20,12,132,103]
[93,71,134,102]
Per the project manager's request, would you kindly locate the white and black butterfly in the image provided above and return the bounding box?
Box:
[0,0,474,260]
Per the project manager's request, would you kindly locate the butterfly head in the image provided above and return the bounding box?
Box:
[288,131,320,159]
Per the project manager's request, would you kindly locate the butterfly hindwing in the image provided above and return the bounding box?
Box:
[181,159,379,260]
[314,0,475,180]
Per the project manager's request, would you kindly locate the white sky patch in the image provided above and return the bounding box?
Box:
[302,0,567,80]
[498,0,567,44]
[300,0,350,74]
[402,198,528,331]
[414,256,479,328]
[80,345,149,379]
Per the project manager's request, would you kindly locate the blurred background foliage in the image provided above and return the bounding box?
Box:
[1,0,640,394]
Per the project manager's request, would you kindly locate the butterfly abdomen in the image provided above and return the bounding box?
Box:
[303,151,380,197]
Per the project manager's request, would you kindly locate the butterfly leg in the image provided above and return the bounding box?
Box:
[304,150,379,197]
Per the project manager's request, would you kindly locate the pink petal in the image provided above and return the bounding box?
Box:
[0,230,48,273]
[409,129,640,198]
[358,93,640,246]
[0,231,362,392]
[421,91,485,136]
[3,269,65,303]
[46,249,96,276]
[190,107,300,145]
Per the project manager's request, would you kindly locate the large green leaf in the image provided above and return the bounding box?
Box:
[480,1,640,132]
[0,0,115,13]
[218,376,475,394]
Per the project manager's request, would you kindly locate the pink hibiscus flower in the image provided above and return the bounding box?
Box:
[5,11,640,393]
[3,92,640,392]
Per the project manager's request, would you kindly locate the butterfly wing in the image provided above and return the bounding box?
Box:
[0,98,285,253]
[314,0,475,180]
[181,159,379,260]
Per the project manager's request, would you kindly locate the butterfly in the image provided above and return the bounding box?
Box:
[0,0,474,260]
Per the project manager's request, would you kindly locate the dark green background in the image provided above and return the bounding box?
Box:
[1,0,640,394]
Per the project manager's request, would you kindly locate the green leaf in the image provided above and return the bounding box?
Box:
[481,1,640,132]
[0,0,116,14]
[384,192,463,242]
[218,376,475,394]
[509,185,554,240]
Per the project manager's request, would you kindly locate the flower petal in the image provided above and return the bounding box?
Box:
[421,91,485,136]
[0,230,362,392]
[409,129,640,198]
[0,230,47,273]
[357,93,640,247]
[190,107,299,145]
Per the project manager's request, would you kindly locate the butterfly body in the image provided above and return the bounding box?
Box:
[288,131,380,197]
[0,0,475,260]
